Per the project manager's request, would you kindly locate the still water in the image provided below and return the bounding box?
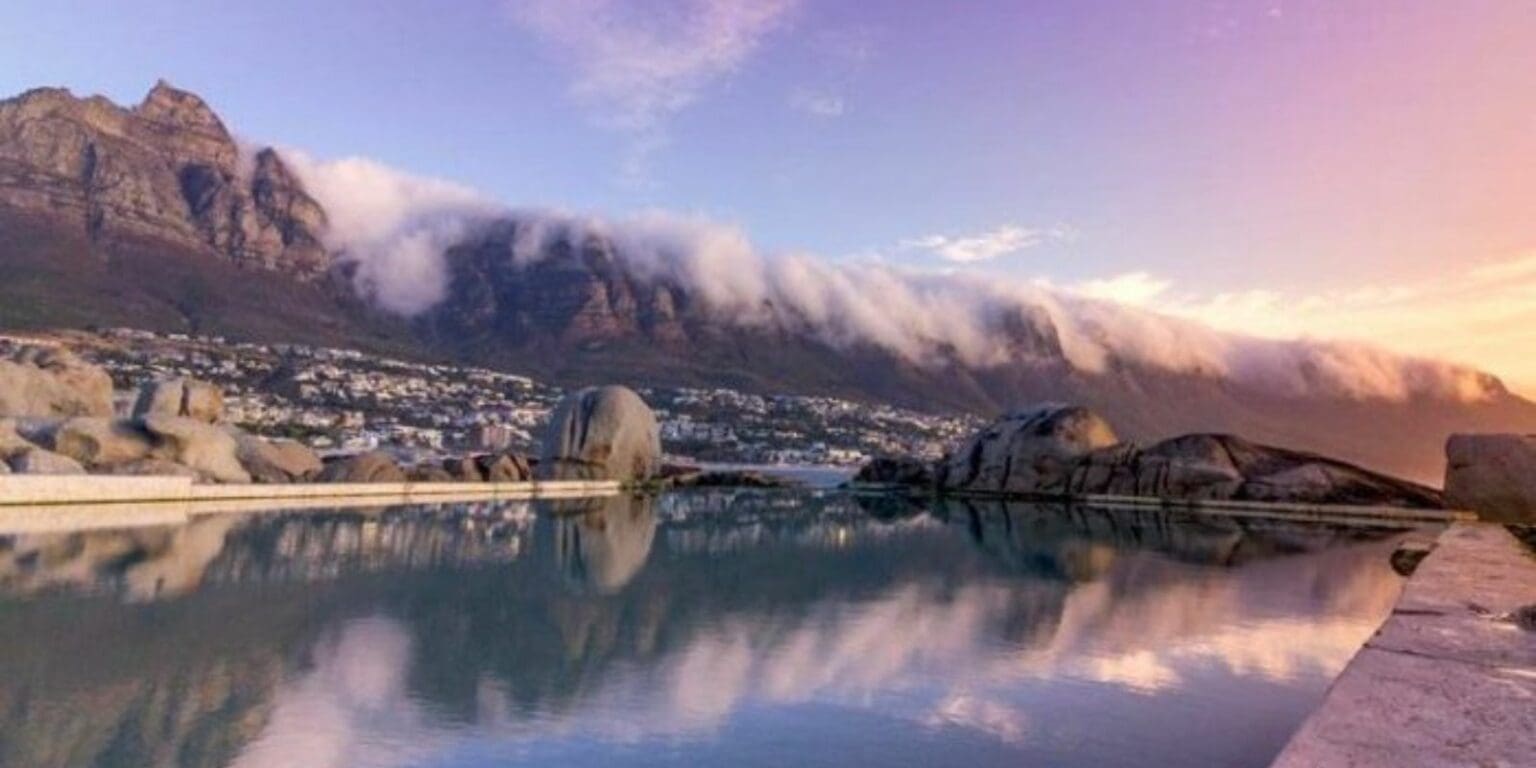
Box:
[0,491,1416,768]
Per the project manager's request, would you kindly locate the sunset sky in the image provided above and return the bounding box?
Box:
[3,0,1534,394]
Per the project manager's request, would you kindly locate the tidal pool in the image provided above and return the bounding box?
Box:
[0,491,1418,767]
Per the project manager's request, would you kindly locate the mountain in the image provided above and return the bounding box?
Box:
[3,81,1535,483]
[0,82,415,349]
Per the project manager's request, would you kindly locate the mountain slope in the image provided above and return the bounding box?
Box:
[415,220,1536,483]
[3,82,1534,484]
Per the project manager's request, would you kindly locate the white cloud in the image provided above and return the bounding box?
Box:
[271,147,1512,403]
[508,0,797,178]
[280,150,505,315]
[900,225,1050,264]
[1091,252,1536,398]
[1075,271,1173,307]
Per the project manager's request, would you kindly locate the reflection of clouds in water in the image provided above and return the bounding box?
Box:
[232,618,445,768]
[232,542,1401,759]
[923,692,1031,744]
[1007,546,1403,693]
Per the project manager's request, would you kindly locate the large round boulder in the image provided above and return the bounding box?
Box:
[1445,434,1536,523]
[0,347,113,418]
[539,386,660,482]
[938,404,1119,493]
[141,414,251,484]
[132,378,224,423]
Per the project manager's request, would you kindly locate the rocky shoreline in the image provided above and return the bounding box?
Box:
[0,346,664,487]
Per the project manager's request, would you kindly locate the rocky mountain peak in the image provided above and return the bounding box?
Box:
[0,80,329,280]
[136,80,230,137]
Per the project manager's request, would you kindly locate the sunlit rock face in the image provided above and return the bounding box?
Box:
[0,81,329,279]
[0,347,113,419]
[0,493,1410,768]
[1444,433,1536,522]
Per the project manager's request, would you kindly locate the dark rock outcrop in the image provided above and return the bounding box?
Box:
[317,451,406,483]
[539,386,660,482]
[408,464,456,483]
[938,405,1119,493]
[477,452,532,483]
[0,81,328,279]
[1444,434,1536,522]
[852,455,935,487]
[932,404,1442,508]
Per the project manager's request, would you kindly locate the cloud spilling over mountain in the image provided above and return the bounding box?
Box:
[285,154,1497,404]
[282,151,504,314]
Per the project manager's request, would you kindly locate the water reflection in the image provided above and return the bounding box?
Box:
[0,492,1417,768]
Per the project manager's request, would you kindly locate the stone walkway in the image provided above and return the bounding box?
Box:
[1271,523,1536,767]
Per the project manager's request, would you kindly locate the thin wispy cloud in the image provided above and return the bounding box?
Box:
[900,224,1063,264]
[508,0,798,181]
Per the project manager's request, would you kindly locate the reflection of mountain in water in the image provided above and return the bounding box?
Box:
[0,492,1413,768]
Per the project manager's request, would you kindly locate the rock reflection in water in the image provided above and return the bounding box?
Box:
[551,495,657,593]
[0,491,1418,768]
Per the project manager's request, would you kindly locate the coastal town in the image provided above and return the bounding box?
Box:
[0,328,982,467]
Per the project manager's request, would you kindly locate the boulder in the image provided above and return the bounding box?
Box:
[539,386,661,482]
[442,455,486,482]
[8,447,86,475]
[103,458,203,478]
[48,418,156,467]
[0,418,37,460]
[317,451,406,483]
[232,432,322,484]
[853,455,935,487]
[132,377,224,423]
[1444,434,1536,523]
[0,347,113,418]
[937,404,1442,508]
[478,453,532,483]
[938,405,1119,493]
[408,464,456,483]
[141,414,250,483]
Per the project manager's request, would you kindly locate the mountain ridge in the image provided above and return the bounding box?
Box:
[3,81,1534,483]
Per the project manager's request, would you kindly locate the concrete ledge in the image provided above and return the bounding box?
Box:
[0,475,195,505]
[0,475,620,506]
[1270,523,1536,767]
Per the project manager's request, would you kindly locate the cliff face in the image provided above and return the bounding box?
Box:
[0,81,328,279]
